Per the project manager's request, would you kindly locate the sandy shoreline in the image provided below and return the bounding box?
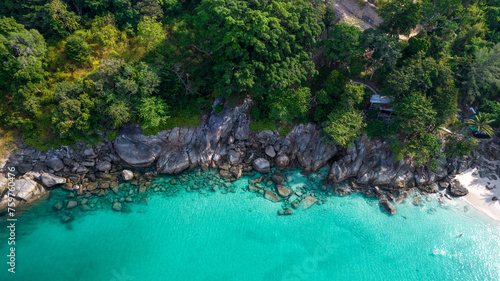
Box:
[454,167,500,223]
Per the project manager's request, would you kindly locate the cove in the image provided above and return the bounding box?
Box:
[1,169,499,281]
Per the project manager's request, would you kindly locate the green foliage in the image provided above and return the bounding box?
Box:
[391,141,404,161]
[384,56,458,124]
[393,92,437,134]
[408,37,430,56]
[249,120,278,132]
[339,83,365,109]
[193,0,323,96]
[107,100,131,128]
[45,0,80,37]
[464,43,500,103]
[321,23,364,66]
[137,16,165,52]
[106,129,120,141]
[324,108,366,148]
[52,93,94,138]
[268,87,311,123]
[138,96,170,129]
[366,119,398,138]
[444,134,478,159]
[405,132,443,169]
[279,124,293,137]
[214,104,223,114]
[65,34,92,63]
[380,0,422,36]
[479,100,500,127]
[363,28,402,74]
[467,112,495,136]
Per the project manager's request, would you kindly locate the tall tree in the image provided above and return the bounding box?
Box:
[193,0,323,96]
[0,17,47,115]
[464,43,500,103]
[320,23,364,67]
[379,0,422,36]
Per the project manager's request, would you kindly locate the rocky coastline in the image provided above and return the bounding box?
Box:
[1,98,494,219]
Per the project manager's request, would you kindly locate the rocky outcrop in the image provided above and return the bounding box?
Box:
[41,173,66,187]
[448,179,469,197]
[2,97,482,214]
[114,126,163,167]
[378,195,397,215]
[11,178,44,201]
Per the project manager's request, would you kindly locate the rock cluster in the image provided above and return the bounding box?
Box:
[0,98,480,212]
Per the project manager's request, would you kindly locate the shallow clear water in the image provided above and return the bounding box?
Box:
[1,169,499,281]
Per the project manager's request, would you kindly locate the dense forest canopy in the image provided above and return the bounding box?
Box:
[0,0,499,168]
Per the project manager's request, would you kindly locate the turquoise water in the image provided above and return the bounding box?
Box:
[1,169,500,281]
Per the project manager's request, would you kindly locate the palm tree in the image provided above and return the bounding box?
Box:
[467,112,496,137]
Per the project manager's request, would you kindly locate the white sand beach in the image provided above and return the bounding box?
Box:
[454,167,500,223]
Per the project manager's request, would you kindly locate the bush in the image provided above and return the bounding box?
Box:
[444,134,478,159]
[279,124,293,136]
[366,119,398,138]
[214,104,223,114]
[66,35,92,63]
[249,119,278,132]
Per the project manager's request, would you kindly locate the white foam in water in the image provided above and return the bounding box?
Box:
[1,170,500,281]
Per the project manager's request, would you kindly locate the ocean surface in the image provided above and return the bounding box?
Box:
[1,169,499,281]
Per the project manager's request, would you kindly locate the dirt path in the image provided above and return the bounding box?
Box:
[329,0,382,31]
[350,79,380,95]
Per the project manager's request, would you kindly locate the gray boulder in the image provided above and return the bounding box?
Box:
[418,182,439,193]
[379,195,397,215]
[46,157,64,172]
[96,161,112,172]
[228,150,241,164]
[275,155,290,169]
[114,125,163,167]
[157,148,190,174]
[41,173,66,187]
[252,158,270,173]
[17,163,33,174]
[448,179,469,197]
[265,145,276,158]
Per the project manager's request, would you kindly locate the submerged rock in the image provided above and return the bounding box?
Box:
[276,185,291,197]
[66,201,78,209]
[112,202,122,212]
[379,196,397,215]
[264,190,280,202]
[300,195,317,209]
[52,202,64,211]
[272,175,285,185]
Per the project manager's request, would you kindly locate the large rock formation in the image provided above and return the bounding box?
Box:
[41,173,66,188]
[11,178,43,200]
[114,125,163,167]
[448,179,469,196]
